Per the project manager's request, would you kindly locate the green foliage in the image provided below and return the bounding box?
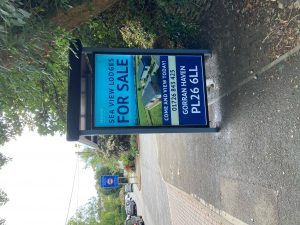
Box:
[0,152,11,169]
[0,24,72,145]
[0,0,84,42]
[75,19,125,48]
[0,0,31,40]
[79,135,138,172]
[93,135,138,170]
[76,0,201,50]
[130,135,138,155]
[67,177,126,225]
[79,149,104,170]
[119,135,138,168]
[49,0,71,9]
[102,195,121,212]
[80,148,120,173]
[99,195,125,225]
[97,135,131,159]
[0,189,9,224]
[119,152,130,167]
[75,1,157,48]
[0,189,9,206]
[0,0,97,145]
[19,0,76,16]
[0,0,202,145]
[120,20,156,48]
[156,0,190,6]
[68,197,101,225]
[0,153,10,225]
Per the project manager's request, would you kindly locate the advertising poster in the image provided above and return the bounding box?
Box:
[94,54,208,127]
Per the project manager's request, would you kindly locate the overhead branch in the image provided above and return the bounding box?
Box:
[51,0,119,31]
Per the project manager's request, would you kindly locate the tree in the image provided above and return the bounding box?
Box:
[0,189,8,224]
[0,218,6,225]
[0,189,9,206]
[99,196,124,225]
[97,135,131,158]
[51,0,119,31]
[0,153,10,225]
[100,211,123,225]
[68,197,100,225]
[0,152,11,169]
[0,0,118,145]
[0,0,30,37]
[67,195,125,225]
[78,148,121,174]
[0,27,71,145]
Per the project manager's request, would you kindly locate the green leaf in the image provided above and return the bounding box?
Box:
[10,18,24,26]
[18,9,31,18]
[1,16,10,26]
[0,25,6,33]
[3,2,16,13]
[0,8,9,17]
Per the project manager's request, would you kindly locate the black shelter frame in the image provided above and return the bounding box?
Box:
[67,40,219,147]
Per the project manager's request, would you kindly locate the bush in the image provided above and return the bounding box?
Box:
[119,135,138,170]
[120,20,156,48]
[74,0,158,48]
[0,0,30,41]
[97,135,131,158]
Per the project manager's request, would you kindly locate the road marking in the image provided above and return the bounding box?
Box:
[209,43,300,105]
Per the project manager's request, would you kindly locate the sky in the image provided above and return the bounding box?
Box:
[0,130,97,225]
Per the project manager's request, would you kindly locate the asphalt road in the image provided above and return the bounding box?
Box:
[156,51,300,225]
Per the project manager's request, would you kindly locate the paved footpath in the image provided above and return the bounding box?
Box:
[138,45,300,221]
[166,183,246,225]
[135,2,300,224]
[136,44,300,225]
[135,134,250,225]
[156,44,300,225]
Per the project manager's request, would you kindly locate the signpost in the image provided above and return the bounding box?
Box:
[67,40,218,147]
[100,175,119,189]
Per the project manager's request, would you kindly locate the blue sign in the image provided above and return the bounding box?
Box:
[100,175,119,188]
[94,54,208,127]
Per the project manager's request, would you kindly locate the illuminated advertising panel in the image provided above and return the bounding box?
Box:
[94,54,208,128]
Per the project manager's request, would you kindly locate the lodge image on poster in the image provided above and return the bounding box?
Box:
[134,55,163,126]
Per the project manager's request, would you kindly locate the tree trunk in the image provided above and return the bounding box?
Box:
[51,0,119,31]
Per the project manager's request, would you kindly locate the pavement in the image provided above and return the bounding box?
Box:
[132,1,300,225]
[132,134,172,225]
[133,48,299,225]
[155,45,300,225]
[133,24,300,225]
[166,183,244,225]
[134,134,248,225]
